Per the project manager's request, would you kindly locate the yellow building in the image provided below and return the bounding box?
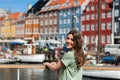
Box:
[1,12,21,40]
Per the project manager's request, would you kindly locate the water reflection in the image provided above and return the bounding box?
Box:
[0,68,108,80]
[0,69,17,80]
[19,68,56,80]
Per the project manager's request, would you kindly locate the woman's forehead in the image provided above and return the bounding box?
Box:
[68,34,73,38]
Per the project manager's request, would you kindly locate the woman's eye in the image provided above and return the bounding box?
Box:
[66,37,69,39]
[71,39,73,41]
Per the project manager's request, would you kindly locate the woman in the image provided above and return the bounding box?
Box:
[44,30,85,80]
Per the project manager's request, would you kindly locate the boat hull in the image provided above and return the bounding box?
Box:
[0,58,16,64]
[83,70,120,79]
[14,54,45,63]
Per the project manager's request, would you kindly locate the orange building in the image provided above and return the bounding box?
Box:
[25,14,40,42]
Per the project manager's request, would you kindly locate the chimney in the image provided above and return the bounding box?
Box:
[27,4,32,10]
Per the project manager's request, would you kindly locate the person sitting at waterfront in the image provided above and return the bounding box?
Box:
[2,45,8,53]
[44,30,85,80]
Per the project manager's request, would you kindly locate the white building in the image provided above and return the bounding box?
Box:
[0,8,11,17]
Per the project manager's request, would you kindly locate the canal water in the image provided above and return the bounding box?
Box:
[0,68,111,80]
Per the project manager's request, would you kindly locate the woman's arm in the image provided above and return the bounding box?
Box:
[43,60,64,71]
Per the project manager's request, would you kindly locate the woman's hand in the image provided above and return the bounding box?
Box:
[43,61,63,71]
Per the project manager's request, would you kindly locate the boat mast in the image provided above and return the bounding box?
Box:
[96,0,101,64]
[72,0,75,30]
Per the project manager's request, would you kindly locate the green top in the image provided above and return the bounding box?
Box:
[59,51,83,80]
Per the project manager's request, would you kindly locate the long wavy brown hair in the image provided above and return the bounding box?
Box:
[67,30,85,67]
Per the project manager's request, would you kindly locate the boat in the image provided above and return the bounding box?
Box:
[83,55,120,79]
[0,58,16,64]
[14,54,45,63]
[83,70,120,79]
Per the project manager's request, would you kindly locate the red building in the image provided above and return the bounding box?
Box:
[81,0,113,51]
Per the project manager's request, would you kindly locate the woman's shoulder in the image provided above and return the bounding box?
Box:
[63,50,75,58]
[66,50,74,53]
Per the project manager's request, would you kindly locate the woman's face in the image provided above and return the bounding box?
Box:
[65,34,74,49]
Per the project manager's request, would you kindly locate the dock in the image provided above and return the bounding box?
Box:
[0,64,120,71]
[83,65,120,71]
[0,64,45,69]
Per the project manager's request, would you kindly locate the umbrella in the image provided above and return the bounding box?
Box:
[10,39,27,45]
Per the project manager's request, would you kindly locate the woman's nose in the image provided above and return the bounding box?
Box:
[67,39,72,43]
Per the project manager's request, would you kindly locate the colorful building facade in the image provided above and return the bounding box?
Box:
[81,0,113,51]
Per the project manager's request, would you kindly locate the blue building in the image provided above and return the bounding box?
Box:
[58,0,84,43]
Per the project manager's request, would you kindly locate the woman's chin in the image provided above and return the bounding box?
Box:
[66,47,71,49]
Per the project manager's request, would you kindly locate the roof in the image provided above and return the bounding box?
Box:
[0,16,6,21]
[9,12,21,19]
[105,0,113,3]
[40,0,66,12]
[49,0,66,6]
[59,0,85,10]
[26,0,49,16]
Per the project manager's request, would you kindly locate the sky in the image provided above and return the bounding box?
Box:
[0,0,38,12]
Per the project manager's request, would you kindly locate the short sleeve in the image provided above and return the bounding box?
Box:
[61,51,74,67]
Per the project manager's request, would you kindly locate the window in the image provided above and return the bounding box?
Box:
[49,20,52,25]
[107,22,112,29]
[49,28,52,33]
[63,28,66,33]
[60,12,63,16]
[75,17,79,23]
[45,13,48,17]
[59,20,62,24]
[91,14,95,20]
[115,0,119,5]
[40,14,43,18]
[87,36,90,44]
[86,6,90,11]
[82,15,85,21]
[54,19,57,25]
[67,27,70,33]
[102,23,106,30]
[102,13,106,18]
[67,19,71,24]
[64,13,67,17]
[76,8,80,13]
[54,27,57,33]
[67,9,70,15]
[59,28,62,34]
[81,25,85,31]
[115,9,119,17]
[63,19,66,24]
[102,36,106,43]
[40,28,43,33]
[91,36,95,44]
[107,12,112,18]
[45,20,48,26]
[49,12,53,17]
[91,24,95,30]
[86,15,90,20]
[91,6,95,11]
[102,3,106,9]
[40,21,43,26]
[54,11,57,16]
[107,35,111,43]
[86,24,90,31]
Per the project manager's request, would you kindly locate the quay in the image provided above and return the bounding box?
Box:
[83,65,120,71]
[0,64,120,71]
